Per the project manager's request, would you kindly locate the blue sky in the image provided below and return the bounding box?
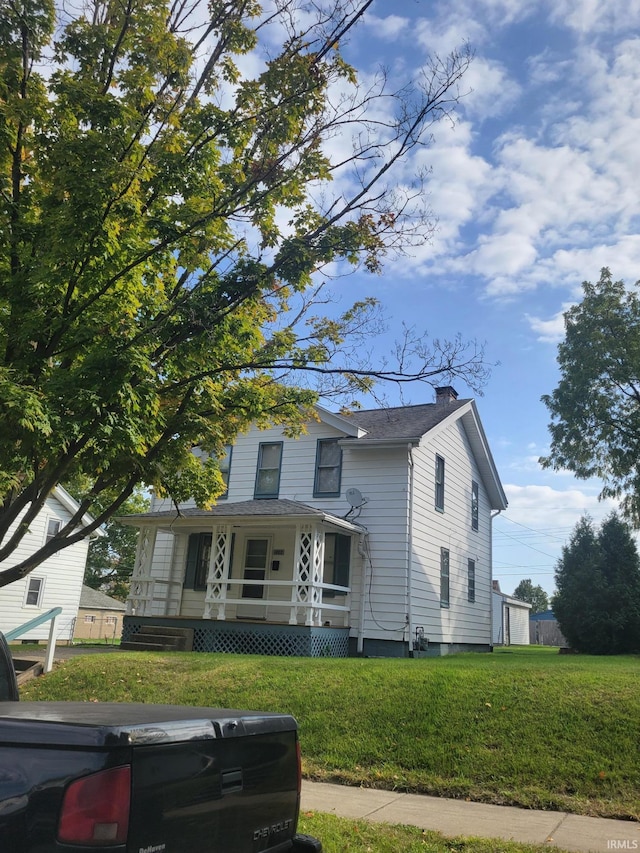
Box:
[311,0,640,598]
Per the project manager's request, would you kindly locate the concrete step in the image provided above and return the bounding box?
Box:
[121,627,194,652]
[138,626,194,639]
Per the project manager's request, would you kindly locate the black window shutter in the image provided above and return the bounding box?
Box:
[334,534,351,588]
[184,533,200,589]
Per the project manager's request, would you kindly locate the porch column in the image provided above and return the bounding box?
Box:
[290,523,325,626]
[126,526,157,617]
[204,524,233,620]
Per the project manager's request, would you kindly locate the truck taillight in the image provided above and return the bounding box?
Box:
[296,739,302,796]
[57,765,131,846]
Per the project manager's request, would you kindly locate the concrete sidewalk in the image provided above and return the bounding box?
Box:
[301,781,640,852]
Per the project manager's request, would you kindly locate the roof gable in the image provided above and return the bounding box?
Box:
[339,400,470,442]
[339,400,507,511]
[79,585,126,611]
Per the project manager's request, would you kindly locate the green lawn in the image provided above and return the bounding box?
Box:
[298,813,571,853]
[19,646,640,820]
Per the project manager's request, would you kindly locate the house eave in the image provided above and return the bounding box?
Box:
[117,500,364,535]
[53,485,106,536]
[338,437,421,448]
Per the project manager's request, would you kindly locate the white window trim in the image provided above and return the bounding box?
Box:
[45,517,62,544]
[23,576,46,608]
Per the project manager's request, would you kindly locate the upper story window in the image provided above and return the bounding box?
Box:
[46,518,61,543]
[471,481,479,531]
[254,442,283,498]
[219,445,232,499]
[468,559,476,603]
[24,576,44,607]
[314,439,342,497]
[440,548,450,608]
[435,455,445,512]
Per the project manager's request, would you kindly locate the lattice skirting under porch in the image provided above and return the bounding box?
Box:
[123,616,349,658]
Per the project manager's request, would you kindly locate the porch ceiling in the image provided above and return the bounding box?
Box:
[118,498,363,534]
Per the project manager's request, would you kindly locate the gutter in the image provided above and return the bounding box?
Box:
[407,444,416,654]
[356,532,368,655]
[490,509,502,648]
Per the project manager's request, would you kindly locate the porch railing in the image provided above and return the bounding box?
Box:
[128,577,350,627]
[5,607,63,673]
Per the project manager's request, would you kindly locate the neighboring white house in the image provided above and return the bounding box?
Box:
[0,487,101,643]
[122,387,507,658]
[492,581,532,645]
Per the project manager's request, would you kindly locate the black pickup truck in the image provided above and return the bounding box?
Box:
[0,637,322,853]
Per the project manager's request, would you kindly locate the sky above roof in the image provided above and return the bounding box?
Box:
[319,0,638,597]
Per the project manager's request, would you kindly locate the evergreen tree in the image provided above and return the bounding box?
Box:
[553,513,640,654]
[596,514,640,653]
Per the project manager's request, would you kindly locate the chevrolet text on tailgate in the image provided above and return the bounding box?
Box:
[0,700,322,852]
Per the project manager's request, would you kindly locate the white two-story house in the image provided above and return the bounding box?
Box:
[121,387,507,657]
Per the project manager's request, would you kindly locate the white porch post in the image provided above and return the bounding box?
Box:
[290,523,325,626]
[204,524,233,620]
[126,526,157,616]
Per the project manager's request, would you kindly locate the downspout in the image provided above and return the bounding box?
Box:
[356,531,368,655]
[490,509,502,649]
[407,444,416,656]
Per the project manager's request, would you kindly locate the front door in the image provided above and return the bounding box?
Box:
[236,538,270,620]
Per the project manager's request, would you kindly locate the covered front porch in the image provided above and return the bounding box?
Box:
[121,500,364,657]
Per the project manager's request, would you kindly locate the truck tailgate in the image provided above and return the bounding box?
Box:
[0,702,302,853]
[128,715,300,852]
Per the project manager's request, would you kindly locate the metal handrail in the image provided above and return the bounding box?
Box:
[5,607,62,673]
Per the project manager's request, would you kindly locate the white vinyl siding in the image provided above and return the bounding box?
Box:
[0,494,90,642]
[410,418,492,646]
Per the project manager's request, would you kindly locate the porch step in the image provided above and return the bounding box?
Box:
[121,626,194,653]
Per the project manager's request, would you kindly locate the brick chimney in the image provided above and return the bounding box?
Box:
[435,386,458,405]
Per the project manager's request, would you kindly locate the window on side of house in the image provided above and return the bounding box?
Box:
[468,558,476,603]
[440,548,450,608]
[314,439,342,497]
[322,533,351,597]
[46,518,61,542]
[184,532,213,591]
[254,442,283,498]
[471,480,479,531]
[219,445,233,498]
[84,614,96,623]
[435,455,445,512]
[24,576,44,607]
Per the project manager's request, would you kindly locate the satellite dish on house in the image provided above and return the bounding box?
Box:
[345,488,365,508]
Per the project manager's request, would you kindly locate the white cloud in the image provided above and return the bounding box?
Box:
[460,57,522,120]
[526,304,572,343]
[362,14,410,41]
[503,483,619,529]
[548,0,640,35]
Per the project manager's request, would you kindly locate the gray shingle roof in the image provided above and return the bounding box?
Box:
[79,585,127,611]
[341,400,470,440]
[121,499,338,523]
